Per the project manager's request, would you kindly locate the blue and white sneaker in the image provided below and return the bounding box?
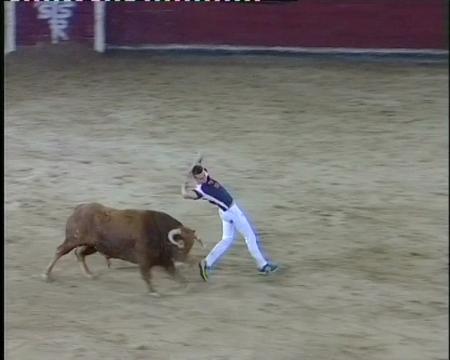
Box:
[259,263,279,275]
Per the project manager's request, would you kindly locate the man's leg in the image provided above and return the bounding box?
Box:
[205,219,236,268]
[232,210,268,269]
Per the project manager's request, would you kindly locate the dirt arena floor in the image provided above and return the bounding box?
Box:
[4,45,449,360]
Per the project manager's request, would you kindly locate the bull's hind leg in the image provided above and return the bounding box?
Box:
[42,241,77,281]
[74,246,97,279]
[166,261,187,288]
[105,256,112,268]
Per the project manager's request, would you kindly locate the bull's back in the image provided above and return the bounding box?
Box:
[65,203,107,239]
[94,208,183,264]
[65,204,183,262]
[142,210,182,229]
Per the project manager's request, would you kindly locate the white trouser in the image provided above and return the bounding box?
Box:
[205,203,268,269]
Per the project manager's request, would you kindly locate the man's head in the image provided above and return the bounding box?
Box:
[191,165,208,184]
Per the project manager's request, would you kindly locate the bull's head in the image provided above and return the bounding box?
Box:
[168,226,204,256]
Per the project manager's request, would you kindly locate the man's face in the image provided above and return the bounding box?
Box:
[193,170,208,184]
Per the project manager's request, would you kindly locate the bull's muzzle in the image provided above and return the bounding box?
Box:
[196,237,205,248]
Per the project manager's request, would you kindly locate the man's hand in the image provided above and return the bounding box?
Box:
[181,182,190,198]
[181,181,199,200]
[182,180,193,191]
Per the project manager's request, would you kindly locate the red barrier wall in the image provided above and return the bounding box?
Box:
[15,1,447,50]
[105,1,447,50]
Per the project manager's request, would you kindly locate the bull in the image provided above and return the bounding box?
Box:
[43,203,203,295]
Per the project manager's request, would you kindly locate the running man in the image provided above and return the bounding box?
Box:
[181,155,278,281]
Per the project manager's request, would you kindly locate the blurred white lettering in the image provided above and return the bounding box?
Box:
[34,3,76,44]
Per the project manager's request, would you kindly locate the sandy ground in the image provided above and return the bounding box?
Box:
[4,45,449,360]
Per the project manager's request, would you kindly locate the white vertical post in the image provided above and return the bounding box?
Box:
[4,1,16,54]
[94,1,106,52]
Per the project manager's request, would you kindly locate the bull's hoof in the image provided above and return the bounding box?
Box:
[175,283,189,294]
[42,273,53,282]
[176,280,188,290]
[84,273,96,280]
[149,291,161,297]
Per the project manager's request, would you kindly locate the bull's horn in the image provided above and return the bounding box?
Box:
[168,228,184,249]
[196,237,205,248]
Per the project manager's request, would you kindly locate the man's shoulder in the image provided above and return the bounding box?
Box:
[206,177,222,187]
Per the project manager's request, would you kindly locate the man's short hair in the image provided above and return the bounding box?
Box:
[192,165,204,176]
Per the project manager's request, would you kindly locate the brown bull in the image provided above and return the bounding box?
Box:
[43,203,203,295]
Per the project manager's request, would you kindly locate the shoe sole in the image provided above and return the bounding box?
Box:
[198,262,208,282]
[259,266,279,275]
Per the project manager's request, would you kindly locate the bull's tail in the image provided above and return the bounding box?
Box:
[168,228,184,248]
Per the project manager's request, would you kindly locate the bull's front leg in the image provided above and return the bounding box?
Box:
[167,261,188,288]
[138,263,159,297]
